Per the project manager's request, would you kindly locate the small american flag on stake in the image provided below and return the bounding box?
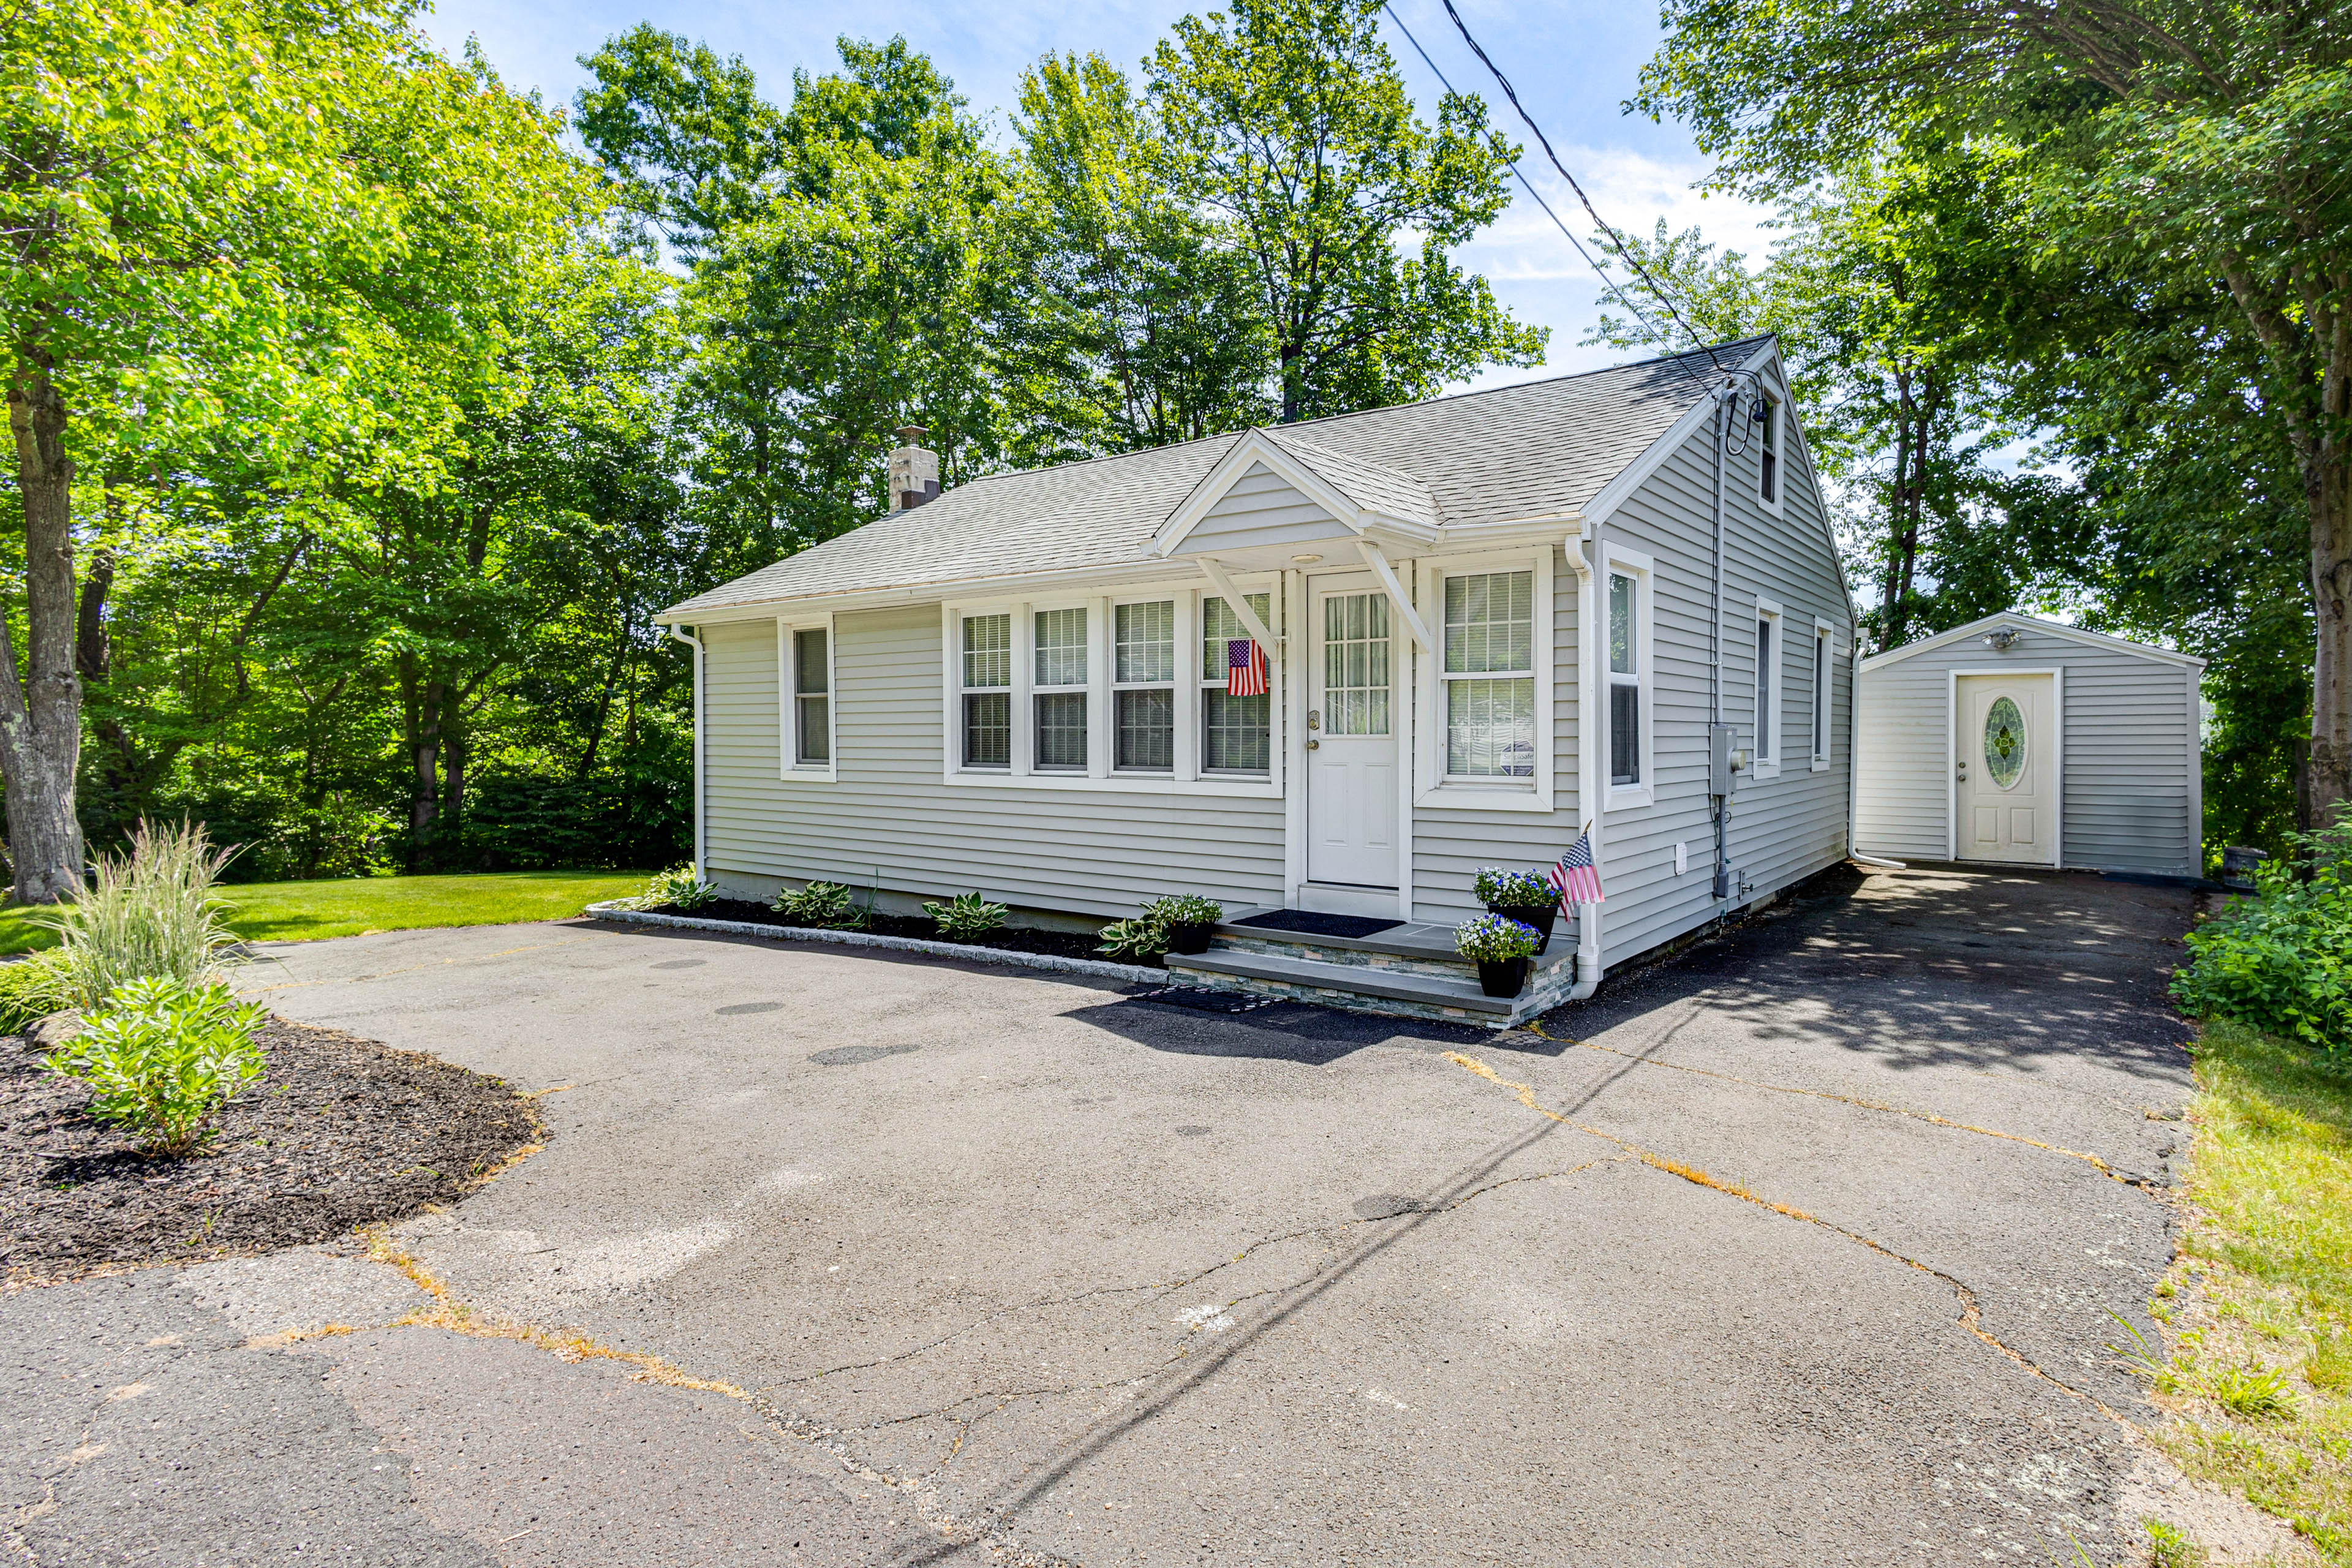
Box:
[1226,638,1268,697]
[1548,824,1604,904]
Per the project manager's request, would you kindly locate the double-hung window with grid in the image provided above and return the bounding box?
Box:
[1033,607,1088,771]
[1200,594,1272,774]
[1114,600,1176,772]
[1442,571,1534,778]
[960,613,1012,769]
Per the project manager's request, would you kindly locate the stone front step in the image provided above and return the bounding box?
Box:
[1165,944,1580,1027]
[1207,914,1568,981]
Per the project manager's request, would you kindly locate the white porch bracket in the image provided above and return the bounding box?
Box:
[1196,556,1281,650]
[1353,540,1434,654]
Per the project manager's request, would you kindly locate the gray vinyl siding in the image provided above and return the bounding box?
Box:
[1855,631,2201,875]
[1408,540,1581,924]
[700,606,1287,918]
[1587,415,1857,970]
[1188,462,1355,552]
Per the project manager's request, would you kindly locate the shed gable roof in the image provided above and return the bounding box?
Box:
[1858,611,2206,672]
[660,339,1766,620]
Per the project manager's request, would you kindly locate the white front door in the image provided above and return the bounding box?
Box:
[1956,673,2055,864]
[1306,578,1399,888]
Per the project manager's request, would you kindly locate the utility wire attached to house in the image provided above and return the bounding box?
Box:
[1393,0,1732,378]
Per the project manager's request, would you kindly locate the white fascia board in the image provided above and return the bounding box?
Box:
[1152,429,1377,556]
[1860,610,2207,672]
[655,556,1226,627]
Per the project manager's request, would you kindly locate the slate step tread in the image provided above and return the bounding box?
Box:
[1207,915,1466,963]
[1166,948,1517,1014]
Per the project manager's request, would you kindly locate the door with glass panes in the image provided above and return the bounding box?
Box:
[1306,576,1398,887]
[1955,673,2054,864]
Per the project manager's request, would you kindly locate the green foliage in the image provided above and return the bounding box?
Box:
[639,865,718,911]
[1454,914,1539,962]
[771,880,861,929]
[1473,867,1558,908]
[2173,825,2352,1055]
[43,821,240,1014]
[2142,1518,2204,1568]
[1095,917,1166,961]
[1143,894,1223,927]
[42,978,270,1156]
[0,949,77,1033]
[921,892,1009,941]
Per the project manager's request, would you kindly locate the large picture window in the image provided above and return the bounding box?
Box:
[1442,570,1534,778]
[1200,593,1272,774]
[960,612,1011,769]
[1114,600,1176,772]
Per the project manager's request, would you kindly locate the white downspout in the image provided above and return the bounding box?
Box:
[668,624,706,881]
[1566,524,1602,999]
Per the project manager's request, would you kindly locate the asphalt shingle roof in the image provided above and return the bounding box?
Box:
[660,339,1761,620]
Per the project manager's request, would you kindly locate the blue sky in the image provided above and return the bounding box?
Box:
[420,0,1773,392]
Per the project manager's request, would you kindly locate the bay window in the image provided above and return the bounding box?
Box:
[1442,570,1534,778]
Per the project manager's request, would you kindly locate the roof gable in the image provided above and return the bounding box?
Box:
[1858,611,2206,671]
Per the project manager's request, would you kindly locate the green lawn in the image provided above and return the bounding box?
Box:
[2144,1018,2352,1561]
[0,869,650,952]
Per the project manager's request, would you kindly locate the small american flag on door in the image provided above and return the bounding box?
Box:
[1226,638,1267,697]
[1548,826,1604,904]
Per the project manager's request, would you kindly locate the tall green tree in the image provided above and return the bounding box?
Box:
[1636,0,2352,824]
[1147,0,1545,423]
[3,0,585,899]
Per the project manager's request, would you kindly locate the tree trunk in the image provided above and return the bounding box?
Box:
[402,663,443,869]
[2305,450,2352,828]
[1,364,85,902]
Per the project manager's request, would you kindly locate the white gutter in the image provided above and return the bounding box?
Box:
[667,625,706,880]
[1565,522,1601,1000]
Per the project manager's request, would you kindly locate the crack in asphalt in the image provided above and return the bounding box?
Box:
[1521,1020,2173,1193]
[1441,1050,2137,1431]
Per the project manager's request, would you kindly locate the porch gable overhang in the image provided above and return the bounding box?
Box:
[1150,428,1444,569]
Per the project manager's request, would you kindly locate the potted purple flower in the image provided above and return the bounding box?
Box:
[1456,914,1542,998]
[1474,867,1561,954]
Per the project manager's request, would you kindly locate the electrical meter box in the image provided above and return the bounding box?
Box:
[1708,724,1735,796]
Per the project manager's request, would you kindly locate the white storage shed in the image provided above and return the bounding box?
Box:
[1853,612,2204,876]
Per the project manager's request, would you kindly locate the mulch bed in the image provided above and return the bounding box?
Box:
[2,1018,542,1286]
[645,897,1167,968]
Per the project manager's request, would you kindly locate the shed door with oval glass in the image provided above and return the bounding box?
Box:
[1956,673,2054,864]
[1307,578,1397,888]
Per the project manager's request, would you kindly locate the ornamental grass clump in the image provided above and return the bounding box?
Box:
[922,891,1009,941]
[42,977,270,1156]
[2173,821,2352,1055]
[42,820,241,1014]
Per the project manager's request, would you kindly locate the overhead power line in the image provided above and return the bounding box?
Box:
[1386,0,1732,378]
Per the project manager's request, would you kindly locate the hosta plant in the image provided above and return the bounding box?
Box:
[1454,914,1540,962]
[638,865,719,910]
[1096,918,1166,961]
[43,977,270,1156]
[922,892,1009,941]
[773,880,861,929]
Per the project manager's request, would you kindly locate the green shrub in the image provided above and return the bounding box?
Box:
[2173,822,2352,1054]
[1455,913,1540,962]
[922,892,1008,941]
[772,880,861,928]
[638,864,719,910]
[1473,867,1559,908]
[42,977,270,1156]
[0,948,77,1033]
[1143,894,1223,927]
[41,820,240,1013]
[1096,918,1165,961]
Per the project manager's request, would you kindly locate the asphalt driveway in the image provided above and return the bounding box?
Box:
[4,865,2233,1566]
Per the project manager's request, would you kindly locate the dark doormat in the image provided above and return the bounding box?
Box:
[1232,910,1403,940]
[1131,986,1277,1014]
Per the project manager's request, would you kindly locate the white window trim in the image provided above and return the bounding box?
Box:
[1752,594,1783,780]
[1414,546,1554,812]
[1600,544,1656,812]
[938,580,1281,797]
[1757,391,1785,516]
[1811,616,1834,771]
[775,613,838,783]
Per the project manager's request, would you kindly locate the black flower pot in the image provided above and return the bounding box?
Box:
[1487,902,1559,954]
[1165,921,1214,956]
[1476,956,1530,998]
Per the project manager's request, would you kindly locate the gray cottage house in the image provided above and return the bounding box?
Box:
[657,338,1858,1024]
